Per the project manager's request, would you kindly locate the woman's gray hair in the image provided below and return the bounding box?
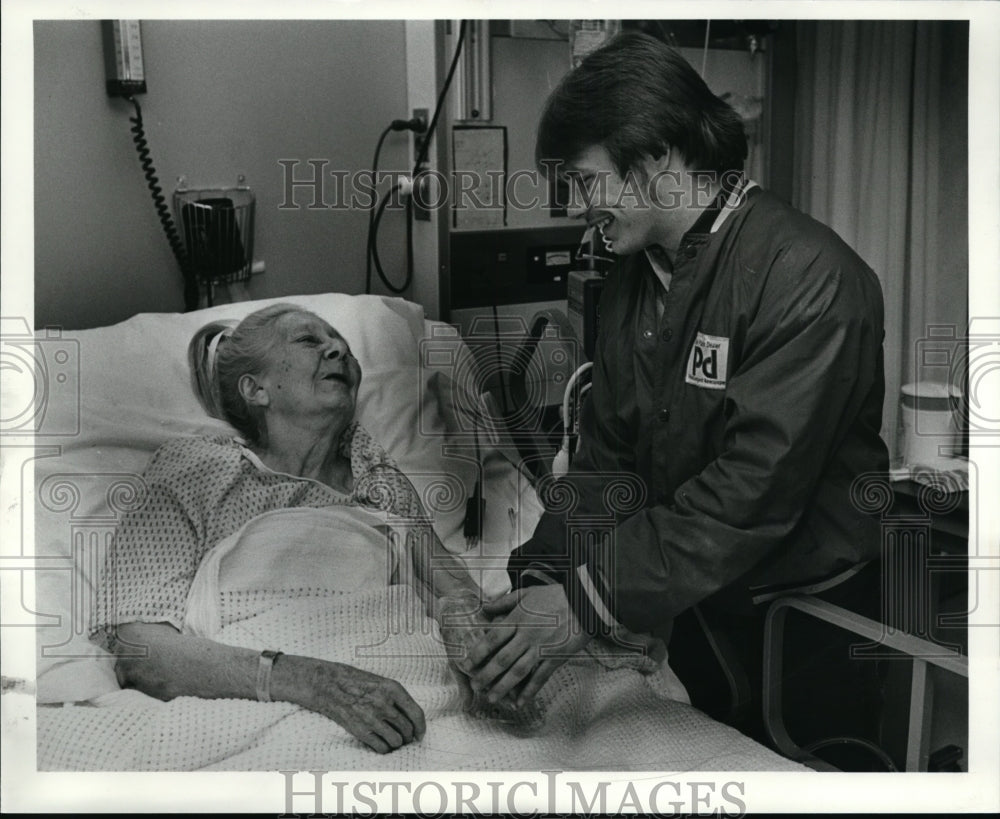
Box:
[188,303,318,445]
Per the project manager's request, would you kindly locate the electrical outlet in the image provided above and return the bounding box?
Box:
[411,108,431,222]
[411,108,429,161]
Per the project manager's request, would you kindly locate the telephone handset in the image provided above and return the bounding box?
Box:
[102,20,146,97]
[102,20,199,310]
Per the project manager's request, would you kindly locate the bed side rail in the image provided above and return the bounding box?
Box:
[762,594,968,772]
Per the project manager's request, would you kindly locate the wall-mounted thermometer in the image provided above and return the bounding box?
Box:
[102,20,146,97]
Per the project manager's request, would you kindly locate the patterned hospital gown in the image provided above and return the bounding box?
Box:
[91,423,422,641]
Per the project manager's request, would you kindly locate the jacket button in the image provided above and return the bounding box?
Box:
[661,328,673,342]
[658,408,670,422]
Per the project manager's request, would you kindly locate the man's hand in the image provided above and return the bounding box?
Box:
[460,584,592,707]
[435,593,522,717]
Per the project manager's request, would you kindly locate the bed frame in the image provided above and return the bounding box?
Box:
[762,594,968,772]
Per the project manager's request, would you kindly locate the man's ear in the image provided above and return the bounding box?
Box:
[633,148,672,188]
[647,147,674,174]
[238,374,269,408]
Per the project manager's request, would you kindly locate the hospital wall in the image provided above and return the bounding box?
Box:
[34,20,413,330]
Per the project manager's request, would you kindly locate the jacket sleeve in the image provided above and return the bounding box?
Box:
[506,308,643,635]
[510,253,885,636]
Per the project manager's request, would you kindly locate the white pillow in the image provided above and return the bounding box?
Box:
[30,293,540,703]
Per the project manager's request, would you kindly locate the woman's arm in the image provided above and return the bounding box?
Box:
[111,622,425,754]
[359,463,514,703]
[361,463,482,605]
[398,521,481,603]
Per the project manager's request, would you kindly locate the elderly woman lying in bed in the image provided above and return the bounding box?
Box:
[91,303,494,755]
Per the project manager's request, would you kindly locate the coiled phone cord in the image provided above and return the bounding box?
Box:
[126,96,198,310]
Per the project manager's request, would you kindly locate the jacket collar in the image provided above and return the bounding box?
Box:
[710,176,759,234]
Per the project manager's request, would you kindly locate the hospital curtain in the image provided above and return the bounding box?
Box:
[791,21,969,464]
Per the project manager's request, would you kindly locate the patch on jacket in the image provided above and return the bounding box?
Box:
[685,332,729,390]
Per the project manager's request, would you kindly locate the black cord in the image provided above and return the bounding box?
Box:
[366,21,468,296]
[413,21,467,175]
[368,183,410,294]
[491,304,511,415]
[125,96,198,311]
[365,125,394,295]
[801,736,898,772]
[463,409,485,541]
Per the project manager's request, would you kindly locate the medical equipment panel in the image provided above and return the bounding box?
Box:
[449,225,585,310]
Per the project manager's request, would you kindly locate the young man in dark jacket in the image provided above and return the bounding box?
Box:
[463,32,889,742]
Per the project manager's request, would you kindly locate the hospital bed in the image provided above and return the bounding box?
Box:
[21,292,816,772]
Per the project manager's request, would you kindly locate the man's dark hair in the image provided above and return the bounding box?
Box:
[536,31,748,177]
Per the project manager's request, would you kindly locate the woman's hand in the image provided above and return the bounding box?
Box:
[434,593,492,662]
[276,655,426,755]
[111,623,424,756]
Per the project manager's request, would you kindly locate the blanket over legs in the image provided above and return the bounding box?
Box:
[37,508,805,771]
